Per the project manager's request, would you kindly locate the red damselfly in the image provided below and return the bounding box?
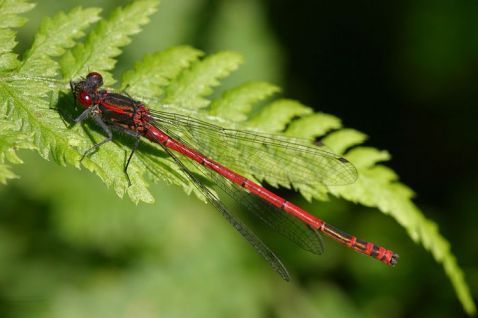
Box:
[70,72,398,280]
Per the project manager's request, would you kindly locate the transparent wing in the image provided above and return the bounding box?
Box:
[203,166,324,255]
[155,119,325,256]
[149,110,357,187]
[158,142,291,280]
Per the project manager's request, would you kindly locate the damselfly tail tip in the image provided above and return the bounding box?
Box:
[390,253,399,266]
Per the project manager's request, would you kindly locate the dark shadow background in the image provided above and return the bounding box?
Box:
[261,2,478,315]
[264,0,478,208]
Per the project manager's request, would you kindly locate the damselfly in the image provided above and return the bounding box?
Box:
[70,72,398,280]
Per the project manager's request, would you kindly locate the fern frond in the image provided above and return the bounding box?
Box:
[0,2,160,201]
[0,119,36,184]
[324,132,476,315]
[162,51,243,109]
[121,45,203,97]
[60,0,159,84]
[0,0,35,71]
[18,7,102,77]
[208,81,280,121]
[247,99,313,132]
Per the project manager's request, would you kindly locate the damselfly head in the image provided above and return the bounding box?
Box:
[71,72,104,108]
[85,72,103,89]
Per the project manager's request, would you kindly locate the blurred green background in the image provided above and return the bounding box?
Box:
[1,0,477,317]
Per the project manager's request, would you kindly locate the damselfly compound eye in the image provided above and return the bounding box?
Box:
[79,91,93,106]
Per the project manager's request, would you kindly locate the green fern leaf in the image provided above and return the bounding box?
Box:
[0,1,474,315]
[162,51,243,109]
[0,0,35,71]
[18,7,102,77]
[0,2,159,202]
[284,113,343,139]
[208,81,280,121]
[321,128,368,155]
[247,99,313,132]
[324,133,476,315]
[121,45,203,97]
[0,119,36,184]
[60,0,159,84]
